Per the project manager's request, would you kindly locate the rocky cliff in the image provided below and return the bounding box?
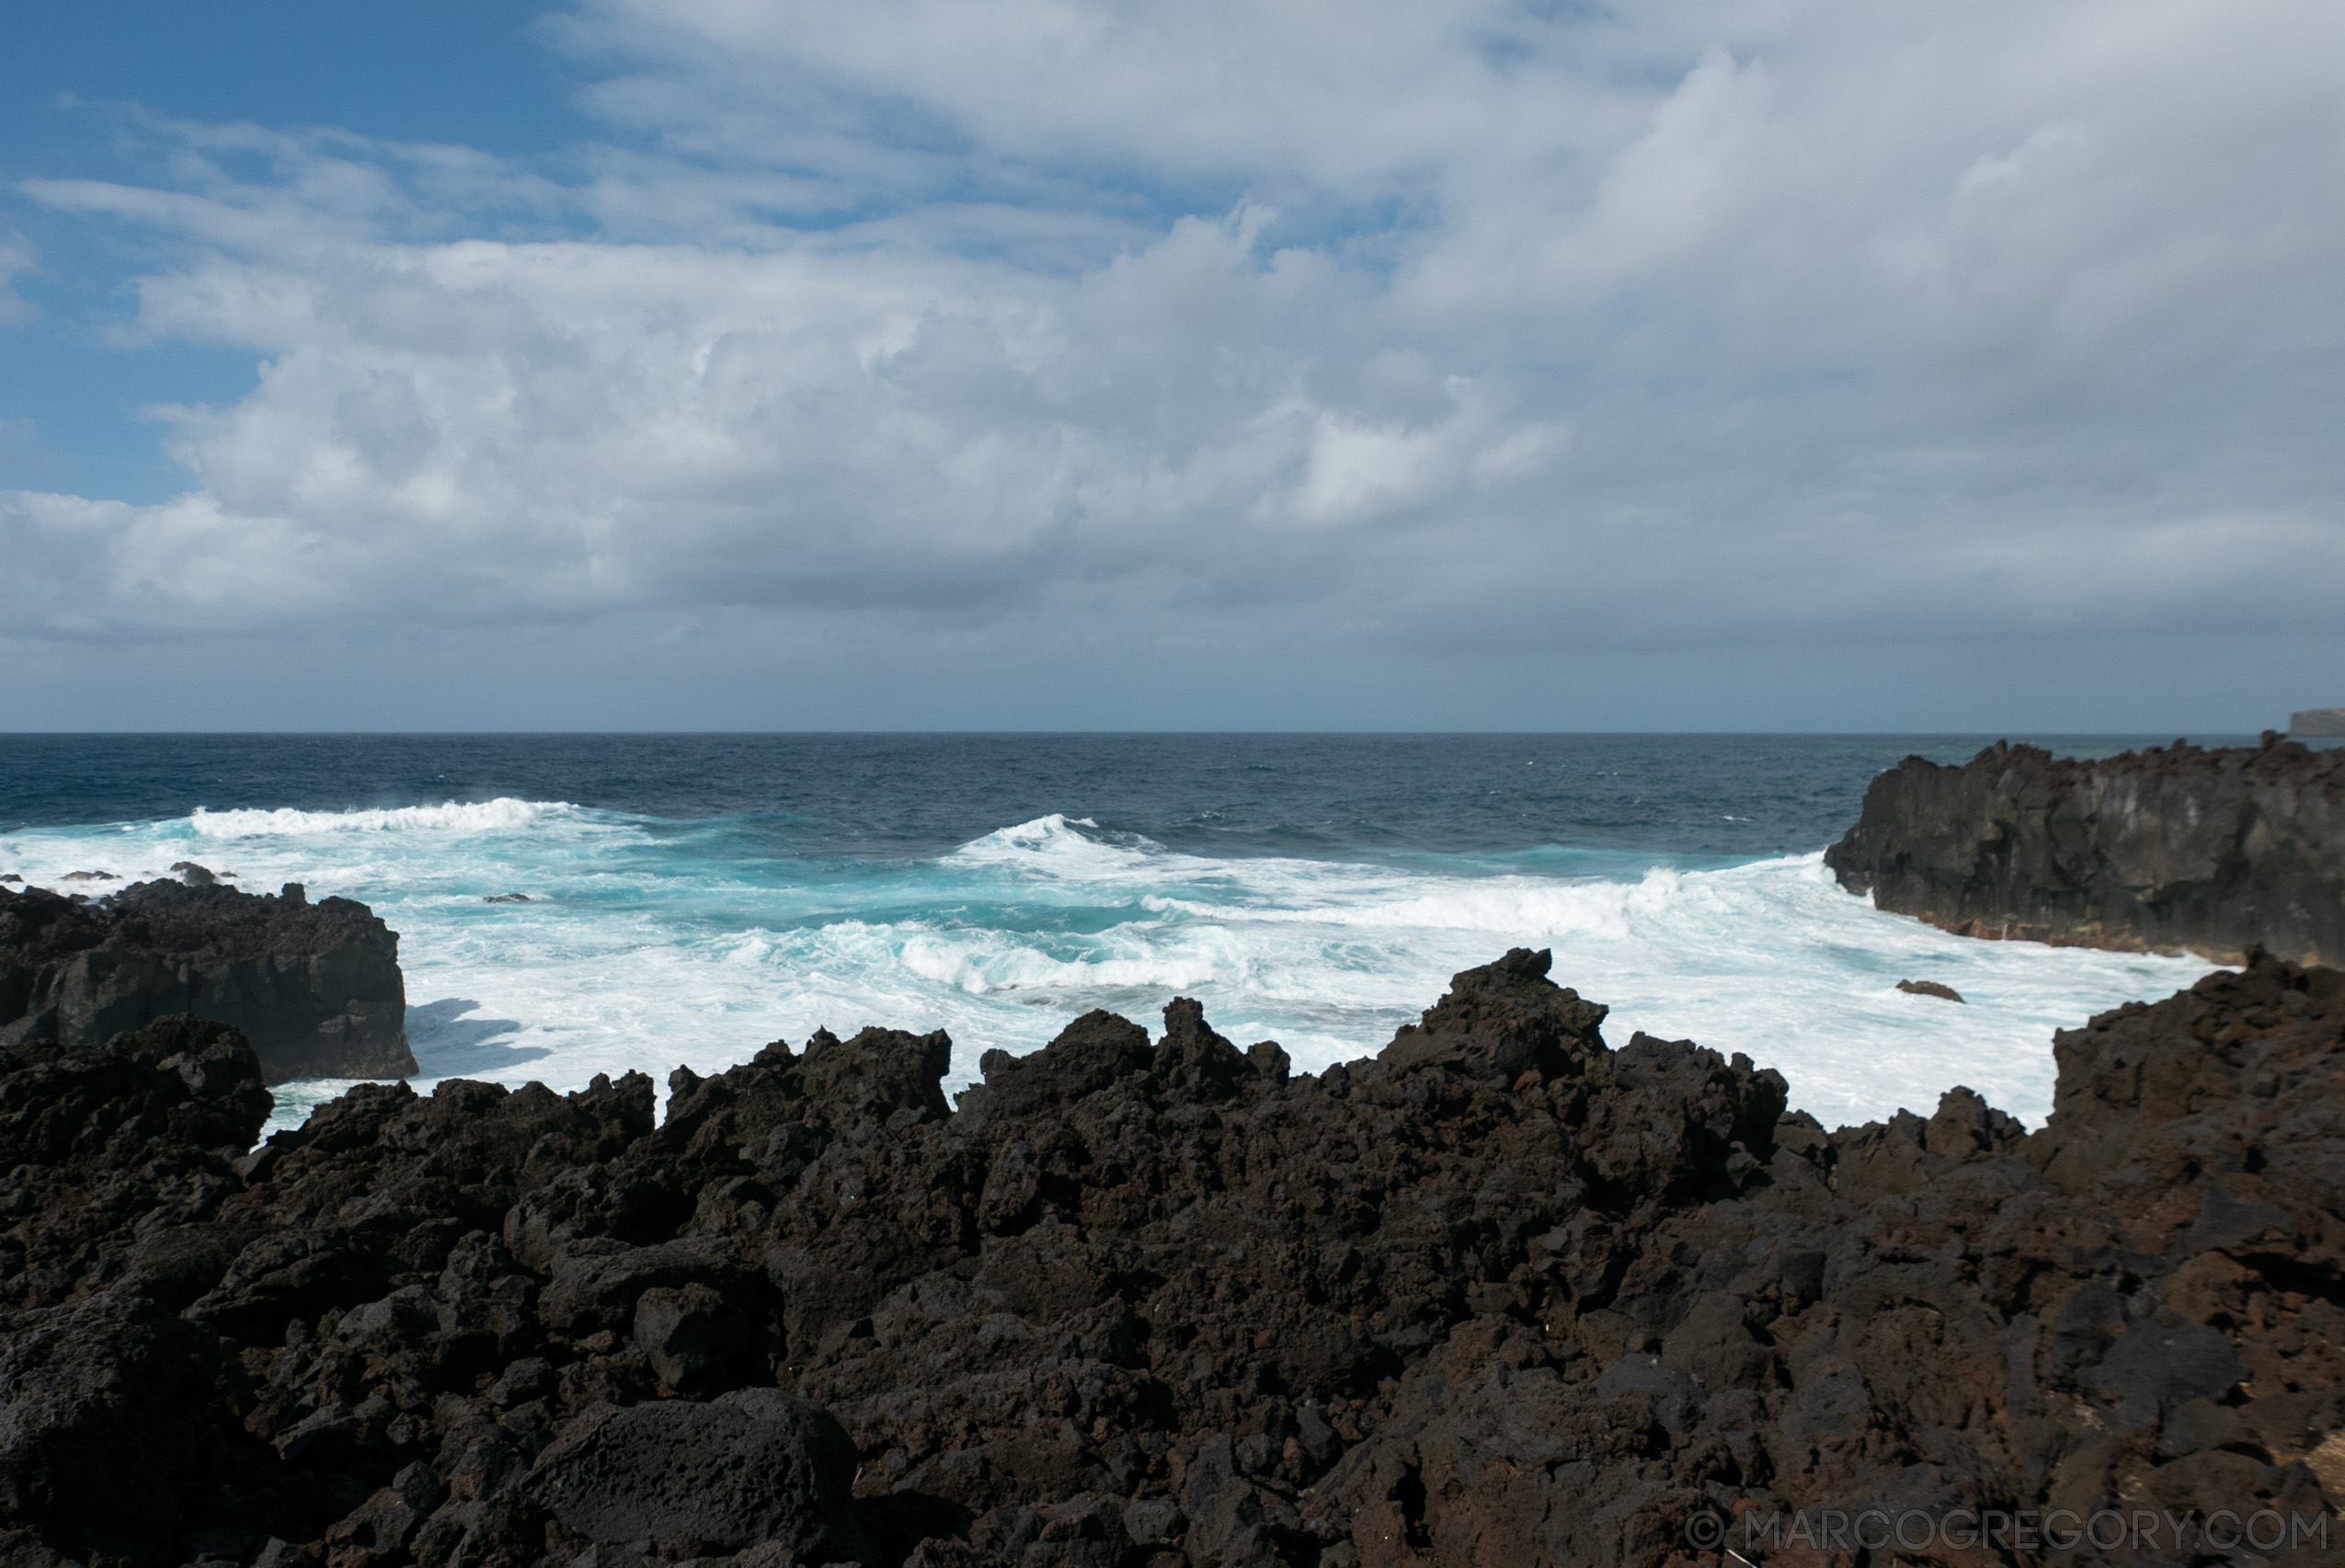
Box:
[3,950,2339,1567]
[0,876,415,1083]
[1825,736,2345,965]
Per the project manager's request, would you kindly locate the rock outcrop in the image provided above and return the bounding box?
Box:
[1826,736,2345,965]
[0,877,415,1083]
[2,951,2340,1567]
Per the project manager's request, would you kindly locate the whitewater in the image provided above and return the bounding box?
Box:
[0,736,2225,1133]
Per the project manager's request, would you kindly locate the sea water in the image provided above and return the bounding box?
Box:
[0,734,2238,1132]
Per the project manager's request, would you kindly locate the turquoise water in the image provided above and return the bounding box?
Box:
[0,734,2238,1130]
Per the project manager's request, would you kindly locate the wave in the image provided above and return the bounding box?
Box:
[944,814,1166,876]
[21,796,2189,1138]
[188,798,578,839]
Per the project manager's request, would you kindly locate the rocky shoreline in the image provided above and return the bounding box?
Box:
[0,876,415,1084]
[3,948,2339,1568]
[1826,736,2345,966]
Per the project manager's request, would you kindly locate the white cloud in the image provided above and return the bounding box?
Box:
[0,234,32,326]
[6,0,2344,656]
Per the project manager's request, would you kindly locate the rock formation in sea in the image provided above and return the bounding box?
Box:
[1826,735,2345,966]
[3,948,2338,1566]
[0,875,415,1083]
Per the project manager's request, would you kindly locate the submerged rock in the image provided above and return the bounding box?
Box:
[1827,737,2345,965]
[1895,978,1963,1001]
[0,952,2339,1566]
[0,877,414,1082]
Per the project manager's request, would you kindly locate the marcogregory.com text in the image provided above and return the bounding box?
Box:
[1684,1505,2331,1555]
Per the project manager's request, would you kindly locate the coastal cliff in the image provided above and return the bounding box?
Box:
[0,877,415,1083]
[3,951,2339,1567]
[1825,736,2345,964]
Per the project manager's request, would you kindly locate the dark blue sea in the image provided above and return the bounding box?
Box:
[0,734,2245,1128]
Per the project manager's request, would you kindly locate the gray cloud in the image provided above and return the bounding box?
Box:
[5,0,2342,667]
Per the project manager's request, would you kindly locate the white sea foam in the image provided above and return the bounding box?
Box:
[898,923,1235,995]
[190,799,576,839]
[2,803,2224,1137]
[1143,865,1696,937]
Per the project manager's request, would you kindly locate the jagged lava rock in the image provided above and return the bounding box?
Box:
[0,1292,231,1563]
[524,1388,875,1562]
[1,951,2341,1566]
[1826,736,2345,964]
[0,876,414,1083]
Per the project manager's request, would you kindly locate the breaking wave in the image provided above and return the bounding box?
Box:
[189,799,578,839]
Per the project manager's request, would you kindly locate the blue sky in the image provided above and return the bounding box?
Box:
[4,0,2342,730]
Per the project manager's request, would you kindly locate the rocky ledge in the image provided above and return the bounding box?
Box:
[0,876,415,1084]
[3,949,2340,1568]
[1826,736,2345,965]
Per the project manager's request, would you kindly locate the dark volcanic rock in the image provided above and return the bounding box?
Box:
[1826,736,2345,964]
[0,1292,228,1563]
[0,1013,275,1311]
[524,1389,873,1562]
[3,951,2342,1566]
[0,877,415,1082]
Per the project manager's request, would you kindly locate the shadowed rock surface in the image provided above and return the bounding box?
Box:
[1,949,2339,1567]
[0,877,414,1083]
[2293,710,2345,738]
[1826,736,2345,966]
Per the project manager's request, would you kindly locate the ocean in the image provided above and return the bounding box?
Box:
[0,733,2240,1133]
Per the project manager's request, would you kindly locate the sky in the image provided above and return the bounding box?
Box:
[2,0,2341,732]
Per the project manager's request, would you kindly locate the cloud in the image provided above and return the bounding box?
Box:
[6,0,2344,658]
[0,234,33,325]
